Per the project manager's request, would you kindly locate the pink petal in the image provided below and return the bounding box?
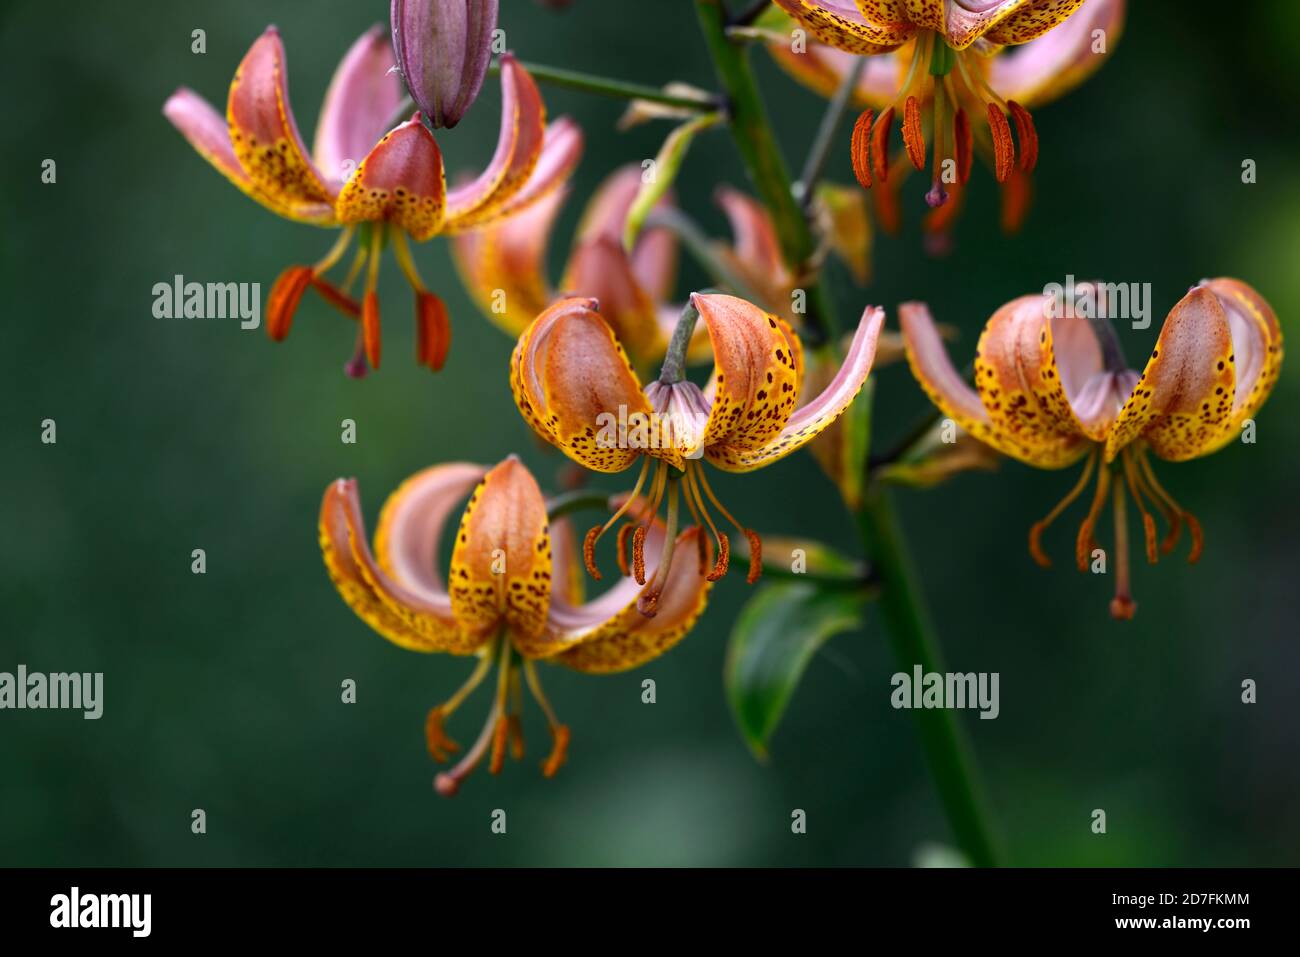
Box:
[898,301,988,425]
[313,26,403,188]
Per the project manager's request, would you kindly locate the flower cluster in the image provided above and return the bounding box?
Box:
[165,0,1282,798]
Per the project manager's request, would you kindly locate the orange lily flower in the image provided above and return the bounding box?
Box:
[900,278,1283,619]
[511,294,885,605]
[452,165,808,363]
[771,0,1117,224]
[164,26,582,376]
[319,455,710,795]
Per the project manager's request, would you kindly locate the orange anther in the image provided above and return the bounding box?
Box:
[362,290,382,368]
[871,106,894,184]
[902,96,925,171]
[1007,100,1038,173]
[267,265,313,341]
[850,109,874,190]
[987,103,1014,183]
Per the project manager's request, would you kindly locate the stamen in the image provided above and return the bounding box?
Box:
[582,526,603,580]
[1074,460,1113,573]
[987,104,1014,183]
[1137,451,1203,563]
[1121,449,1159,564]
[678,475,710,575]
[615,523,635,577]
[582,458,652,581]
[1109,477,1137,620]
[682,466,729,581]
[488,640,513,776]
[361,225,384,368]
[850,109,874,190]
[507,668,525,761]
[693,466,761,584]
[953,106,973,185]
[344,331,369,379]
[926,79,949,208]
[310,278,361,318]
[1007,101,1038,173]
[1000,169,1033,234]
[1132,454,1181,554]
[523,660,570,779]
[902,95,926,171]
[871,106,895,184]
[1028,449,1096,568]
[425,650,495,762]
[311,227,355,277]
[632,525,647,585]
[267,266,313,342]
[416,291,451,371]
[638,475,681,618]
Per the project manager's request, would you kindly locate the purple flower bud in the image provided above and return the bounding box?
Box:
[391,0,499,129]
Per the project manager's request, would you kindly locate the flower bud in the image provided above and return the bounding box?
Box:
[391,0,499,129]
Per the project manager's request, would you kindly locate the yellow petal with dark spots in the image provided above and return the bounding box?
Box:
[772,0,914,54]
[1198,278,1283,453]
[511,298,656,473]
[335,116,447,240]
[449,457,554,646]
[694,293,802,455]
[1104,287,1236,462]
[984,0,1087,46]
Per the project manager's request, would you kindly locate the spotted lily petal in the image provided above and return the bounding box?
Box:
[163,88,329,222]
[450,186,567,337]
[708,304,885,472]
[983,0,1088,44]
[336,115,448,240]
[543,523,712,672]
[561,237,664,360]
[313,27,403,188]
[320,475,478,654]
[693,294,803,456]
[391,0,499,129]
[1199,278,1283,449]
[472,118,585,224]
[1103,287,1240,463]
[449,457,554,645]
[443,55,546,229]
[511,298,653,473]
[990,0,1125,107]
[575,165,679,305]
[227,27,339,223]
[772,0,914,54]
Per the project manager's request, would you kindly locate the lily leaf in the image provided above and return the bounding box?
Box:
[725,581,869,761]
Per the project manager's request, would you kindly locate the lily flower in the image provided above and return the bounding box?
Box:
[163,26,581,376]
[770,0,1119,221]
[510,294,884,607]
[900,278,1282,619]
[391,0,499,129]
[319,455,710,795]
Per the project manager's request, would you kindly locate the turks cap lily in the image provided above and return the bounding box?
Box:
[391,0,499,129]
[900,278,1282,619]
[511,294,884,607]
[163,26,581,376]
[771,0,1112,221]
[319,455,710,795]
[767,0,1122,236]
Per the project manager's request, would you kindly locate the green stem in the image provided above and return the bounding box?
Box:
[492,60,719,111]
[796,57,865,209]
[695,0,1001,867]
[695,0,838,344]
[659,299,702,385]
[856,485,1001,867]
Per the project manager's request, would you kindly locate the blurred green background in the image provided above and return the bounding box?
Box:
[2,0,1297,867]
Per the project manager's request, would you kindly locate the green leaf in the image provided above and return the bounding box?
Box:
[622,111,722,252]
[725,582,868,761]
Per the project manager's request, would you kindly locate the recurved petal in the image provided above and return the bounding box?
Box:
[450,185,565,338]
[708,304,884,472]
[335,115,448,240]
[573,165,678,304]
[772,0,915,54]
[542,527,712,672]
[163,88,328,222]
[716,187,791,299]
[319,478,477,654]
[694,294,802,454]
[449,457,553,645]
[511,298,652,473]
[374,462,488,596]
[313,26,402,187]
[1104,287,1238,462]
[1200,278,1283,445]
[983,0,1088,45]
[990,0,1125,107]
[469,118,585,225]
[972,294,1095,468]
[442,54,546,229]
[227,27,339,222]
